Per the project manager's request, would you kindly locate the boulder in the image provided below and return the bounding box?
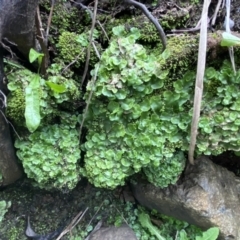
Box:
[131,156,240,240]
[0,0,39,186]
[0,0,39,57]
[88,224,138,240]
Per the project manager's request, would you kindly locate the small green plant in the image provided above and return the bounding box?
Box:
[138,212,165,240]
[6,60,80,129]
[221,32,240,47]
[177,227,219,240]
[0,201,11,223]
[15,113,81,191]
[82,25,185,189]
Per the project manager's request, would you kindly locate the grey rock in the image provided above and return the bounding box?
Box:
[131,156,240,240]
[88,224,138,240]
[0,0,38,57]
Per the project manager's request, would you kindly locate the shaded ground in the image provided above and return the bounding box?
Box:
[0,178,134,240]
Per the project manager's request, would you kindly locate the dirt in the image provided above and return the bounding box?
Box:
[0,177,134,240]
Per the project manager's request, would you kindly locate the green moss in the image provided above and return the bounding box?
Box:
[163,35,198,80]
[0,201,11,224]
[143,151,186,188]
[41,0,85,39]
[6,64,81,127]
[15,113,81,191]
[7,89,25,126]
[57,31,102,68]
[82,26,189,189]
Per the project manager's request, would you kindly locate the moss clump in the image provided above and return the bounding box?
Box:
[0,201,11,224]
[7,89,25,126]
[163,35,198,81]
[15,113,81,191]
[40,0,85,39]
[143,151,186,188]
[6,63,81,126]
[82,26,188,189]
[57,31,102,68]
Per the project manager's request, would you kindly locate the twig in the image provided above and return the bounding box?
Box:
[0,40,17,58]
[79,63,100,138]
[0,89,7,107]
[61,49,85,74]
[225,0,236,74]
[0,110,21,140]
[188,0,211,165]
[56,208,88,240]
[80,0,99,88]
[211,0,222,25]
[124,0,167,50]
[84,220,103,240]
[45,0,55,46]
[35,6,49,76]
[171,18,210,33]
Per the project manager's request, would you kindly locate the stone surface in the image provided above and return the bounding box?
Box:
[88,224,138,240]
[0,0,38,57]
[131,156,240,240]
[0,0,38,186]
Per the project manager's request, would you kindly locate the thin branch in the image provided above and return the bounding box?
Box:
[45,0,55,46]
[35,6,49,76]
[61,49,85,75]
[124,0,167,51]
[56,208,88,240]
[225,0,236,74]
[0,110,21,140]
[0,89,7,107]
[188,0,211,165]
[211,0,222,25]
[79,63,100,138]
[80,0,99,88]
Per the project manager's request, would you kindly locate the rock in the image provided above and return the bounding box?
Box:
[131,156,240,240]
[88,224,138,240]
[0,0,39,57]
[0,0,39,186]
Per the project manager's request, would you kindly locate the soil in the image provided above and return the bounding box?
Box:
[0,178,135,240]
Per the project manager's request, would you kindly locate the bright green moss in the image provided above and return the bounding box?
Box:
[143,151,186,188]
[82,26,188,189]
[57,31,101,68]
[7,89,25,126]
[6,64,81,125]
[15,113,81,191]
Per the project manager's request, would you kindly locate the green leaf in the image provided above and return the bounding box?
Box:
[151,79,164,89]
[25,75,41,132]
[161,49,171,60]
[138,212,165,240]
[196,227,219,240]
[178,229,189,240]
[7,82,18,91]
[46,81,66,93]
[29,48,44,64]
[221,32,240,47]
[76,33,88,46]
[130,27,141,40]
[112,25,126,37]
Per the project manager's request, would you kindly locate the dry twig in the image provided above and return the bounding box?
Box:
[188,0,211,165]
[56,208,89,240]
[81,0,99,87]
